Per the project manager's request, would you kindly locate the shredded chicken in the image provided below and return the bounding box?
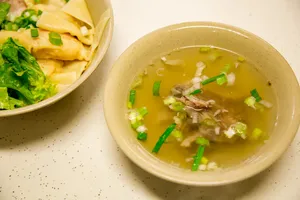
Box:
[170,83,243,144]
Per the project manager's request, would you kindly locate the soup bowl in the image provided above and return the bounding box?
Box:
[104,22,300,186]
[0,0,114,117]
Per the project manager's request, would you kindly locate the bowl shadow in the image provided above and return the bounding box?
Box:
[127,156,279,200]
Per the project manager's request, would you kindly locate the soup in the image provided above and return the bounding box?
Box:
[127,46,277,171]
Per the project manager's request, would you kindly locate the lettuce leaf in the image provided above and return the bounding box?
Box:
[0,87,26,110]
[0,3,10,26]
[0,37,57,109]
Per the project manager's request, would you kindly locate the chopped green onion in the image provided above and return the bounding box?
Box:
[4,22,13,31]
[233,122,247,139]
[34,0,41,3]
[251,128,263,140]
[244,96,256,108]
[201,156,209,165]
[238,56,245,62]
[14,17,30,28]
[170,101,184,111]
[250,89,262,102]
[31,28,39,38]
[25,24,34,29]
[199,46,211,53]
[127,90,136,109]
[137,132,147,141]
[195,137,210,146]
[11,24,18,31]
[190,89,202,95]
[192,145,205,171]
[30,15,38,22]
[65,0,70,2]
[163,96,176,105]
[152,123,176,153]
[37,10,43,16]
[171,129,183,141]
[152,81,161,96]
[216,75,227,85]
[221,64,231,73]
[137,107,148,117]
[131,120,142,129]
[255,102,265,112]
[22,9,36,18]
[14,16,23,24]
[201,74,226,85]
[49,32,63,46]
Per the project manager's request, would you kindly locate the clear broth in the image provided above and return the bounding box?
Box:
[132,47,277,169]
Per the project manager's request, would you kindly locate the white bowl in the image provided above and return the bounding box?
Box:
[0,0,114,117]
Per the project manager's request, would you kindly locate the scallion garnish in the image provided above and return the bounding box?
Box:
[152,81,161,96]
[131,120,142,129]
[216,75,227,85]
[169,101,184,112]
[127,89,136,109]
[190,89,202,95]
[250,89,262,102]
[49,32,63,46]
[201,74,226,85]
[192,137,210,171]
[4,22,13,31]
[152,123,176,153]
[250,128,263,140]
[11,24,18,31]
[37,10,43,16]
[244,96,256,109]
[171,129,183,141]
[137,132,147,141]
[22,9,36,18]
[31,28,39,38]
[137,107,148,117]
[192,145,205,171]
[195,137,210,146]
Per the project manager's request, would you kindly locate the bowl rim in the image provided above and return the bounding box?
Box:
[104,21,300,186]
[0,1,114,117]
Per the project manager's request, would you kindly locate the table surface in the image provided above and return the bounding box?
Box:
[0,0,300,199]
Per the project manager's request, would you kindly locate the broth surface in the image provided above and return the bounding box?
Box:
[131,46,277,169]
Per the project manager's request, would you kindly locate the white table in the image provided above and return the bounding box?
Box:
[0,0,299,199]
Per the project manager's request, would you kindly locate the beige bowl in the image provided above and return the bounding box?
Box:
[0,0,114,117]
[104,22,300,186]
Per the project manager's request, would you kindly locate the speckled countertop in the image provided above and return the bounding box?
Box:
[0,0,299,199]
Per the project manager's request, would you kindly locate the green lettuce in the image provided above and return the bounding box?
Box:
[0,37,56,110]
[0,3,10,26]
[0,87,25,110]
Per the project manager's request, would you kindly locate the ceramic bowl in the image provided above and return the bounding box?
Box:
[104,22,300,186]
[0,0,114,117]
